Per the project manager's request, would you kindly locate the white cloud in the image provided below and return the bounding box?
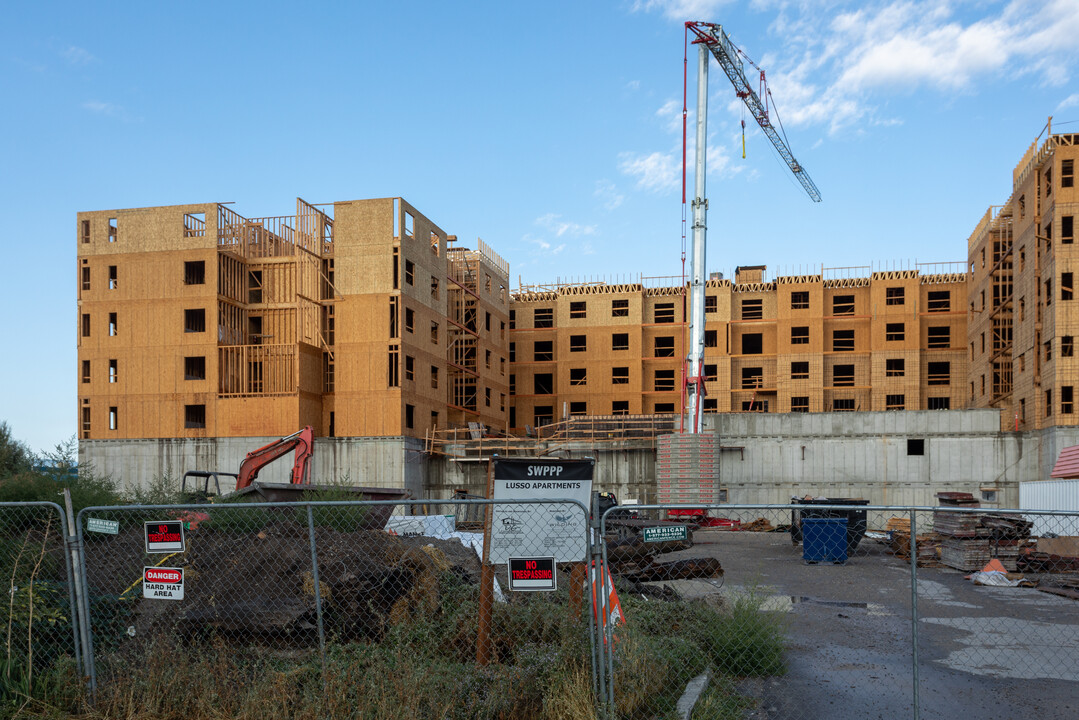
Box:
[62,45,96,65]
[523,233,567,256]
[619,150,681,192]
[632,0,733,21]
[82,100,140,123]
[594,181,625,211]
[535,214,598,238]
[638,0,1079,135]
[626,79,641,91]
[1058,93,1079,111]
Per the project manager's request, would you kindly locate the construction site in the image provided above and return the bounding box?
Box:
[76,127,1079,510]
[13,17,1077,720]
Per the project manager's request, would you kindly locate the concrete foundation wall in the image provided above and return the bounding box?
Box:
[704,410,1079,507]
[81,409,1079,510]
[80,436,426,496]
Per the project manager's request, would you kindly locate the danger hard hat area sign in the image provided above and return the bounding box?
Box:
[508,557,556,592]
[143,567,184,600]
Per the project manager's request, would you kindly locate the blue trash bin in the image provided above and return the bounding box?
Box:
[802,517,848,564]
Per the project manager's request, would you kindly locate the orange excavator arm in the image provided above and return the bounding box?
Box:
[234,426,315,490]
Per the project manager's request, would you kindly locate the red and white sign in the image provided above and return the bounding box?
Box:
[508,557,556,591]
[143,566,184,600]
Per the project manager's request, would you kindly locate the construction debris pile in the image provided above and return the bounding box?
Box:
[927,493,1034,571]
[886,517,943,568]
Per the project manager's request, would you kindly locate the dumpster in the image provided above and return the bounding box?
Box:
[802,517,848,564]
[790,497,869,553]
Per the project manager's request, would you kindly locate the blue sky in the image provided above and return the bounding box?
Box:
[2,0,1078,453]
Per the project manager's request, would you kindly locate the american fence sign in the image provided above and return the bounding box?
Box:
[641,524,688,543]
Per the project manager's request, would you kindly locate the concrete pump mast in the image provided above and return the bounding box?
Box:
[682,22,821,433]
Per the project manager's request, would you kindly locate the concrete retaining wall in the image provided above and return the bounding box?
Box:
[80,409,1079,510]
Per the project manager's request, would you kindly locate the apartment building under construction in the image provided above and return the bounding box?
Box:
[77,198,510,445]
[967,128,1079,432]
[508,265,968,432]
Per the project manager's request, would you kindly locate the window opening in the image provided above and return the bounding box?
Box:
[886,394,905,410]
[791,326,809,345]
[388,345,400,387]
[832,329,854,351]
[404,260,414,286]
[534,341,553,361]
[742,333,763,354]
[185,404,206,429]
[741,367,763,389]
[833,398,855,411]
[108,217,117,242]
[654,369,675,392]
[109,359,117,384]
[431,366,439,389]
[654,336,675,357]
[185,260,206,285]
[741,298,763,320]
[833,364,854,387]
[791,396,809,412]
[612,333,629,351]
[534,374,554,394]
[612,401,629,415]
[184,356,206,380]
[405,355,414,382]
[927,291,950,312]
[109,265,117,289]
[109,312,117,336]
[81,360,90,384]
[569,335,587,352]
[886,323,905,341]
[791,291,809,309]
[570,368,587,386]
[791,361,809,379]
[612,367,629,385]
[183,212,206,237]
[832,295,854,315]
[654,303,675,323]
[927,327,950,348]
[534,308,553,328]
[928,397,951,410]
[705,296,718,313]
[570,301,586,319]
[927,362,950,385]
[886,358,904,377]
[885,287,904,305]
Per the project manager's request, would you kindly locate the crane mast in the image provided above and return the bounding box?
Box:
[682,21,821,434]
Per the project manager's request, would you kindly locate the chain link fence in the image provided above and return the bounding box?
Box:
[0,501,82,714]
[75,498,596,720]
[599,503,1079,720]
[2,497,1078,718]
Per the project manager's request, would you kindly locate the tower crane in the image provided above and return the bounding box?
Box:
[682,21,821,433]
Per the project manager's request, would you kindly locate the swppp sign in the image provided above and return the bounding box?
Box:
[489,458,593,564]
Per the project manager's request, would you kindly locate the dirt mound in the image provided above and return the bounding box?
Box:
[125,521,481,648]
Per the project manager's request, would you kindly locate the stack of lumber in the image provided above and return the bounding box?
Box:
[1036,573,1079,601]
[886,517,943,567]
[941,537,992,571]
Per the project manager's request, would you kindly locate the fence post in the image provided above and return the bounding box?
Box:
[305,504,328,687]
[909,507,920,720]
[64,491,95,696]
